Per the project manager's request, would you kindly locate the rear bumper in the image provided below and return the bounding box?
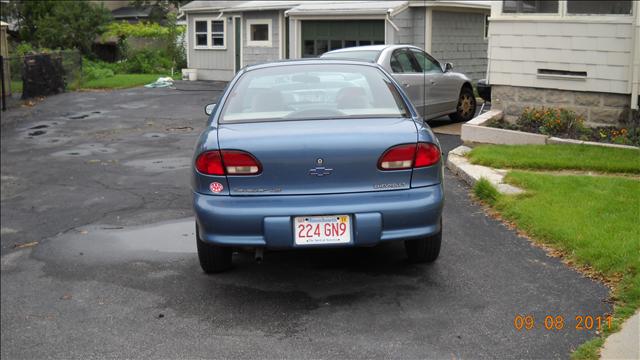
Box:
[194,184,444,249]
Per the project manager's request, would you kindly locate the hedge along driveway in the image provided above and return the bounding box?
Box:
[467,144,640,174]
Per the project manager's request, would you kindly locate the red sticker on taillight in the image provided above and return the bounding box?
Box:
[209,182,224,193]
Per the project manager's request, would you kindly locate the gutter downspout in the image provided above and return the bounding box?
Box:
[631,2,639,109]
[386,10,400,32]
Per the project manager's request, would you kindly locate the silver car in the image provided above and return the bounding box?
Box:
[321,45,476,121]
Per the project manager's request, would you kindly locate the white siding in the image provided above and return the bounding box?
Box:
[431,10,489,80]
[187,13,235,81]
[387,7,426,49]
[488,19,635,94]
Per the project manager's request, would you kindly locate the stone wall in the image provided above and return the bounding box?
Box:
[492,85,631,127]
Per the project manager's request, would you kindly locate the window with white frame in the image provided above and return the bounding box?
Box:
[502,0,559,14]
[195,20,208,47]
[247,19,272,47]
[211,20,225,46]
[567,0,632,15]
[194,18,226,49]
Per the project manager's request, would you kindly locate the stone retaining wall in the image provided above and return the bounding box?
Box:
[491,85,631,127]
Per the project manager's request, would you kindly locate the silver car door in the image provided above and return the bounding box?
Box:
[389,49,426,118]
[406,49,437,118]
[411,49,457,116]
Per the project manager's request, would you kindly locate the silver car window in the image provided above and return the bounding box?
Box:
[220,64,410,122]
[321,50,380,62]
[410,49,442,74]
[390,50,421,73]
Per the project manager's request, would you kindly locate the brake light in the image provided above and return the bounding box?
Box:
[195,150,224,175]
[378,143,440,170]
[195,150,261,175]
[414,143,441,168]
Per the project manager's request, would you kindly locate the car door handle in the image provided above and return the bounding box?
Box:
[402,82,410,88]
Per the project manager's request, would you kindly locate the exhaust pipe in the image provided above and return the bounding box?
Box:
[254,248,264,263]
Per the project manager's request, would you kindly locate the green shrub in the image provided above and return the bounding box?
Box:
[14,42,35,56]
[517,107,589,137]
[596,127,640,146]
[119,49,172,74]
[82,58,117,81]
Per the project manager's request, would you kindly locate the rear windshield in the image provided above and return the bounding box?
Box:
[220,64,409,122]
[320,50,380,62]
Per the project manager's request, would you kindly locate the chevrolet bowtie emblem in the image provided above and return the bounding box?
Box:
[309,158,333,177]
[309,166,333,177]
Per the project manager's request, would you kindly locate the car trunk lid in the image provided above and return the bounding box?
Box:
[217,118,417,195]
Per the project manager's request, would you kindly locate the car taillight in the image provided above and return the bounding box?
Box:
[414,143,441,168]
[195,150,261,175]
[378,144,416,170]
[378,143,440,170]
[196,150,225,175]
[221,150,262,175]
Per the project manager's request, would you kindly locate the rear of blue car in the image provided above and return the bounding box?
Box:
[192,61,444,273]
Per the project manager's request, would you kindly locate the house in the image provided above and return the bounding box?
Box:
[487,0,639,127]
[91,1,164,23]
[179,0,490,81]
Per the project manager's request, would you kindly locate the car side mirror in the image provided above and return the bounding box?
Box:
[205,103,216,116]
[444,63,453,72]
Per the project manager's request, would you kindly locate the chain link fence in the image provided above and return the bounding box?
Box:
[1,50,82,109]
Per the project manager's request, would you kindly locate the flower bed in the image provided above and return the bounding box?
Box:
[486,107,639,147]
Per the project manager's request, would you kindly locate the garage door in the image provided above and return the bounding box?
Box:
[301,20,385,57]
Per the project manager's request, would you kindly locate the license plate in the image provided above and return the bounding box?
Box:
[294,215,351,245]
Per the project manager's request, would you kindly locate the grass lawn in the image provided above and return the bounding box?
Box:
[7,74,168,93]
[468,144,640,174]
[474,172,640,359]
[80,74,169,90]
[10,80,23,93]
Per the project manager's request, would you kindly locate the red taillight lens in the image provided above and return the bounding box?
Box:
[414,143,441,168]
[378,144,416,170]
[221,150,262,175]
[195,150,261,175]
[195,150,224,175]
[378,143,440,170]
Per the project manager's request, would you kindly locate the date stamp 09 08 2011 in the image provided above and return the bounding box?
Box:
[514,314,612,332]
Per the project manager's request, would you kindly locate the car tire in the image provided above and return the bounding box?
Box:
[449,87,476,122]
[196,225,232,273]
[405,228,442,263]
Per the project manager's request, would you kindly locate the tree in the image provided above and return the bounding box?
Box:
[129,0,191,11]
[12,0,112,54]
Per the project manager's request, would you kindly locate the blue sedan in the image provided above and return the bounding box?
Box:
[193,60,444,273]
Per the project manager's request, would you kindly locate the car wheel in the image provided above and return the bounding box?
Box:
[449,87,476,122]
[196,224,232,273]
[405,228,442,263]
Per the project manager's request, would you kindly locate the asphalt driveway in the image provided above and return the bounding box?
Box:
[1,85,610,359]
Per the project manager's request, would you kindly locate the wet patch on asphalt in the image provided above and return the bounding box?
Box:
[142,133,167,139]
[67,111,105,120]
[51,143,116,157]
[117,102,148,110]
[123,157,190,172]
[31,218,422,337]
[33,219,196,265]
